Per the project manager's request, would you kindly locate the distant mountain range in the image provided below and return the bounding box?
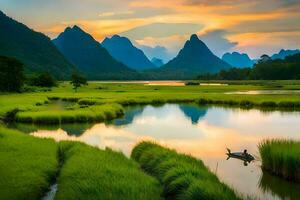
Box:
[222,52,254,68]
[151,57,164,67]
[102,35,155,71]
[138,45,173,63]
[2,10,299,81]
[53,26,140,80]
[0,10,74,79]
[147,34,231,79]
[271,49,300,60]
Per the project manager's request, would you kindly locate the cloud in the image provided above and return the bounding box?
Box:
[137,45,174,62]
[121,23,203,40]
[199,29,238,57]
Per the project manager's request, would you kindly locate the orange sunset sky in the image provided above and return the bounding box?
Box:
[1,0,299,59]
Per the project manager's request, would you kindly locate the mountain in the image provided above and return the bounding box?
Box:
[0,11,74,79]
[53,26,140,80]
[148,34,231,79]
[151,57,164,67]
[271,49,300,60]
[222,52,254,68]
[101,35,155,71]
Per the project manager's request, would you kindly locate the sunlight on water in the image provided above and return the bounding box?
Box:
[15,104,300,200]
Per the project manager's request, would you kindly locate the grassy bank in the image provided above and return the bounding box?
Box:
[0,126,163,199]
[259,139,300,182]
[0,126,58,200]
[1,81,300,124]
[55,142,162,200]
[15,103,124,124]
[131,142,241,200]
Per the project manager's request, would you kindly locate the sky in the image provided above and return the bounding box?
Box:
[1,0,300,59]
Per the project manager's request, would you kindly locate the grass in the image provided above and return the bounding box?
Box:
[0,126,163,200]
[55,142,163,200]
[131,141,241,200]
[0,126,58,200]
[259,139,300,182]
[15,103,124,124]
[1,81,300,123]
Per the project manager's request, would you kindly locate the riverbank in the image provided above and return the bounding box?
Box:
[132,142,241,200]
[1,81,300,124]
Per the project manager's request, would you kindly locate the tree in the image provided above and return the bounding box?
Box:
[28,72,56,87]
[70,72,87,92]
[0,56,25,92]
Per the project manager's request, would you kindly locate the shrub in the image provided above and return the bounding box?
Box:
[28,72,56,87]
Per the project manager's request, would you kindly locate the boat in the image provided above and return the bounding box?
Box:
[226,148,255,166]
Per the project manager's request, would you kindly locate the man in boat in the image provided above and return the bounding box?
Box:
[226,148,255,165]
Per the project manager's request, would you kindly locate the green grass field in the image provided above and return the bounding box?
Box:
[0,126,58,200]
[132,141,241,200]
[55,142,162,200]
[1,81,300,124]
[0,126,163,200]
[259,139,300,182]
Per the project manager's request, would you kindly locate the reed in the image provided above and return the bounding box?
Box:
[259,139,300,182]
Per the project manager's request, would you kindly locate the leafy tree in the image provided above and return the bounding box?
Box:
[0,56,24,92]
[70,72,87,92]
[28,72,56,87]
[197,53,300,80]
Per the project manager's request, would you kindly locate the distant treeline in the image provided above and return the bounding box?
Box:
[198,53,300,80]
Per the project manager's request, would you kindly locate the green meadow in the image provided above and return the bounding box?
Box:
[0,126,162,200]
[1,81,300,124]
[1,81,300,199]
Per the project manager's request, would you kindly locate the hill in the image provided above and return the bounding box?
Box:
[271,49,300,60]
[222,52,254,68]
[102,35,155,71]
[0,11,74,79]
[151,57,164,67]
[53,26,141,80]
[147,34,231,79]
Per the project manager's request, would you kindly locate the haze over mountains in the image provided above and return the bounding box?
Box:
[271,49,300,60]
[0,10,74,79]
[53,26,140,80]
[222,52,254,68]
[102,35,155,71]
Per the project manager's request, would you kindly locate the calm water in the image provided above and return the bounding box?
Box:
[11,104,300,200]
[225,90,300,95]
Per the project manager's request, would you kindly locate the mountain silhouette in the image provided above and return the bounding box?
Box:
[222,52,254,68]
[102,35,155,71]
[271,49,300,60]
[0,10,74,79]
[150,34,231,79]
[53,26,140,80]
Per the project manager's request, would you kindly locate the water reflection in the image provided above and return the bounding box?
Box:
[259,171,300,200]
[14,104,300,200]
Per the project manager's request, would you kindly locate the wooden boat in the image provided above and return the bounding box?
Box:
[226,148,255,165]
